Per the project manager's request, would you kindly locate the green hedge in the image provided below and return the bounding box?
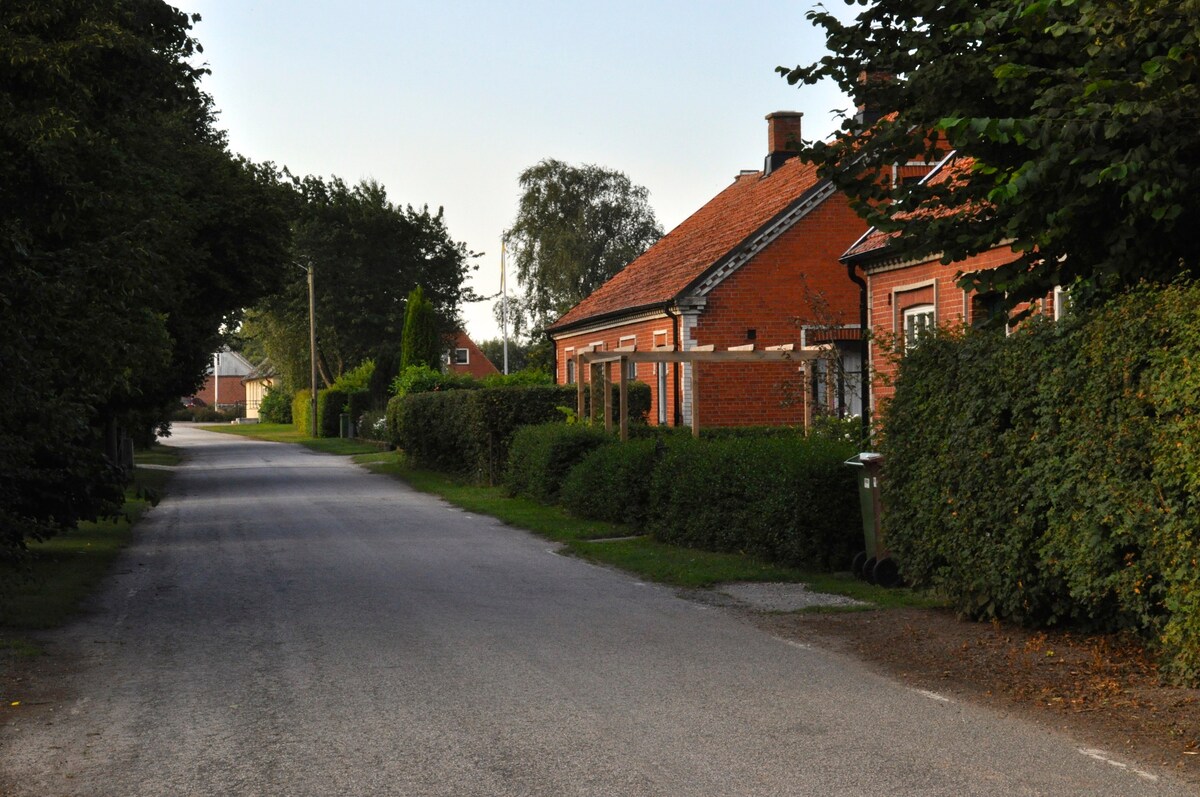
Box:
[560,438,661,527]
[505,423,612,503]
[292,390,312,436]
[316,388,348,438]
[387,385,577,482]
[881,284,1200,683]
[259,388,293,424]
[647,435,859,569]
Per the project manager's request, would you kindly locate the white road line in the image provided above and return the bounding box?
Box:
[1078,748,1159,782]
[912,688,953,704]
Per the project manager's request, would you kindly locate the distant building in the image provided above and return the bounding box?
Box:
[447,330,500,379]
[188,349,254,410]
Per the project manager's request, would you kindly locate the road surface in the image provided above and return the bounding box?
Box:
[0,425,1190,796]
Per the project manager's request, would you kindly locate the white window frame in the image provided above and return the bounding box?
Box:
[1053,286,1071,320]
[454,348,469,366]
[903,304,935,351]
[619,335,637,379]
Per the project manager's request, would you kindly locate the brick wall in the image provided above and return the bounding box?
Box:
[554,314,680,425]
[865,245,1040,409]
[692,194,866,427]
[193,375,247,408]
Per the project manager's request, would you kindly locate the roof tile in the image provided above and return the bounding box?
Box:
[549,157,822,331]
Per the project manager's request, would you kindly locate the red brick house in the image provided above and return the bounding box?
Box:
[548,112,930,428]
[189,349,254,410]
[840,152,1066,410]
[447,330,500,380]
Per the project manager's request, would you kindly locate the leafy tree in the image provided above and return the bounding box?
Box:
[247,177,476,389]
[780,0,1200,309]
[400,286,442,371]
[0,1,290,562]
[476,337,533,374]
[499,159,663,337]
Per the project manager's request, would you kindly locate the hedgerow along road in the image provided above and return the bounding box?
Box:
[0,425,1190,796]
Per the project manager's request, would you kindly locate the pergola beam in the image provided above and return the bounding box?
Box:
[574,344,831,439]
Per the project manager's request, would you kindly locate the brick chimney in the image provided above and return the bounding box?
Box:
[764,111,803,176]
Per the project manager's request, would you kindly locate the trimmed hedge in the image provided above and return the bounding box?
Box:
[317,388,348,438]
[505,423,612,503]
[647,435,859,569]
[387,385,578,482]
[560,438,661,527]
[881,284,1200,683]
[292,389,312,436]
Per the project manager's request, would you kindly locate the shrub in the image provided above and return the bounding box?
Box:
[292,389,313,435]
[391,364,479,397]
[647,435,859,569]
[505,423,612,503]
[560,438,661,527]
[356,410,389,442]
[880,283,1200,683]
[316,388,348,438]
[259,387,293,424]
[387,384,577,481]
[330,360,375,394]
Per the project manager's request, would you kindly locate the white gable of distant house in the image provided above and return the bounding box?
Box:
[209,349,255,377]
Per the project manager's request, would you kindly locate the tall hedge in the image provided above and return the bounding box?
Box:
[387,385,577,482]
[505,423,611,503]
[647,435,859,569]
[881,284,1200,683]
[560,438,661,527]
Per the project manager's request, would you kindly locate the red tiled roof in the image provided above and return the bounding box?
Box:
[841,153,971,260]
[548,157,825,332]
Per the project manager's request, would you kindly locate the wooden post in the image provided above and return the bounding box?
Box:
[690,362,700,438]
[576,352,585,421]
[618,355,629,442]
[603,361,613,433]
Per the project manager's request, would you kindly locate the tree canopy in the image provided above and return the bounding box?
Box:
[500,159,662,339]
[780,0,1200,308]
[0,1,291,558]
[244,176,477,391]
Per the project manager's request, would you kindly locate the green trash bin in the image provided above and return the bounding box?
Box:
[844,452,900,587]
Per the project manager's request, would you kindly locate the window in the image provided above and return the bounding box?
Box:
[971,292,1006,331]
[619,335,637,380]
[566,359,576,384]
[656,363,668,425]
[1054,286,1072,320]
[903,304,935,351]
[454,348,469,365]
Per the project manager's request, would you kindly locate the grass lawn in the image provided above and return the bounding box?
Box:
[199,422,386,455]
[1,465,173,636]
[354,450,936,609]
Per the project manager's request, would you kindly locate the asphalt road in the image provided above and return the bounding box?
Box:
[0,425,1192,796]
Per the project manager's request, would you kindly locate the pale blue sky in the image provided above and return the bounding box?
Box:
[184,1,855,340]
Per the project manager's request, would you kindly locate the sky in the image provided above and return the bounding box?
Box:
[184,1,856,342]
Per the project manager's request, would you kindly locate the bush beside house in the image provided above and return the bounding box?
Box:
[882,284,1200,683]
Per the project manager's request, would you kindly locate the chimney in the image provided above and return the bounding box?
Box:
[856,71,892,127]
[764,111,803,176]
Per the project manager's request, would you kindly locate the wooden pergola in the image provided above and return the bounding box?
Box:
[574,343,833,440]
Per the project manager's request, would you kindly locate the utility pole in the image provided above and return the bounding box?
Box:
[307,262,318,438]
[501,240,509,375]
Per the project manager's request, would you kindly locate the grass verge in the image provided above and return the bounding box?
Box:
[0,467,173,639]
[199,423,385,455]
[354,450,939,608]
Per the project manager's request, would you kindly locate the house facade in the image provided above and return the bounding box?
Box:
[447,330,500,379]
[190,349,254,411]
[841,153,1064,410]
[549,112,930,428]
[242,359,276,421]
